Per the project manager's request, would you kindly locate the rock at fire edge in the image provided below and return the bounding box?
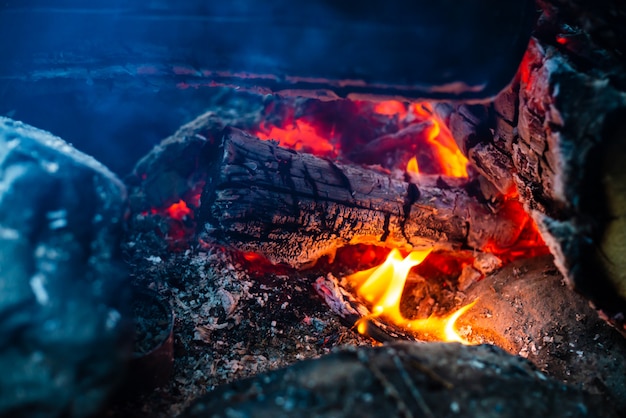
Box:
[0,118,131,417]
[182,342,615,418]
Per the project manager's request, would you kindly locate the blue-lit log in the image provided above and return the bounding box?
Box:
[0,0,534,101]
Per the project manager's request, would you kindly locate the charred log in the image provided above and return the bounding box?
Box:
[435,1,626,320]
[197,128,528,268]
[181,342,618,418]
[0,0,534,102]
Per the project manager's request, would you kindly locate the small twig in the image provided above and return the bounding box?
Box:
[357,318,398,343]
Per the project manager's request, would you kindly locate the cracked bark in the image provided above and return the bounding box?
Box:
[435,0,626,318]
[197,128,528,268]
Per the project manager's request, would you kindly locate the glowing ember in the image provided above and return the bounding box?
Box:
[165,200,192,221]
[373,100,408,119]
[406,156,420,175]
[253,99,470,178]
[480,196,549,262]
[255,120,336,157]
[242,252,265,263]
[145,182,205,251]
[411,104,469,178]
[347,248,476,344]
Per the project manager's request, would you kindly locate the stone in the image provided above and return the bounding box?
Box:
[181,342,617,418]
[0,118,131,418]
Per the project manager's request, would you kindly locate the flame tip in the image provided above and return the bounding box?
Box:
[349,248,477,344]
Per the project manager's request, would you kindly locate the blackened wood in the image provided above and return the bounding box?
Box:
[181,342,617,418]
[435,2,626,320]
[199,128,527,268]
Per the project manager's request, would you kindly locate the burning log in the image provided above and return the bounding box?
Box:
[435,1,626,321]
[197,128,530,268]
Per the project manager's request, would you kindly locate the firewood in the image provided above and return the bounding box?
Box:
[0,1,535,102]
[0,118,130,418]
[435,1,626,320]
[198,128,528,268]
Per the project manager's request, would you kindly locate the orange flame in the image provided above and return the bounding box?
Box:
[406,156,420,175]
[373,100,408,119]
[347,248,476,344]
[255,120,336,157]
[411,104,469,178]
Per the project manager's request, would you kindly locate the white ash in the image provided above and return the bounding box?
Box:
[113,240,372,417]
[472,252,503,275]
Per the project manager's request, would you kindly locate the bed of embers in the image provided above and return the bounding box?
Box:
[93,93,626,417]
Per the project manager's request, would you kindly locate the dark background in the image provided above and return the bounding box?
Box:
[0,0,533,175]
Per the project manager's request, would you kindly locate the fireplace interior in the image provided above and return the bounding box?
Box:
[1,1,626,417]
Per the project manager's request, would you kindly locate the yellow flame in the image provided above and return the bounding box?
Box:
[406,156,420,175]
[347,249,477,344]
[443,300,477,343]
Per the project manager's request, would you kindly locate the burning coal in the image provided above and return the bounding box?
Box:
[253,100,470,178]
